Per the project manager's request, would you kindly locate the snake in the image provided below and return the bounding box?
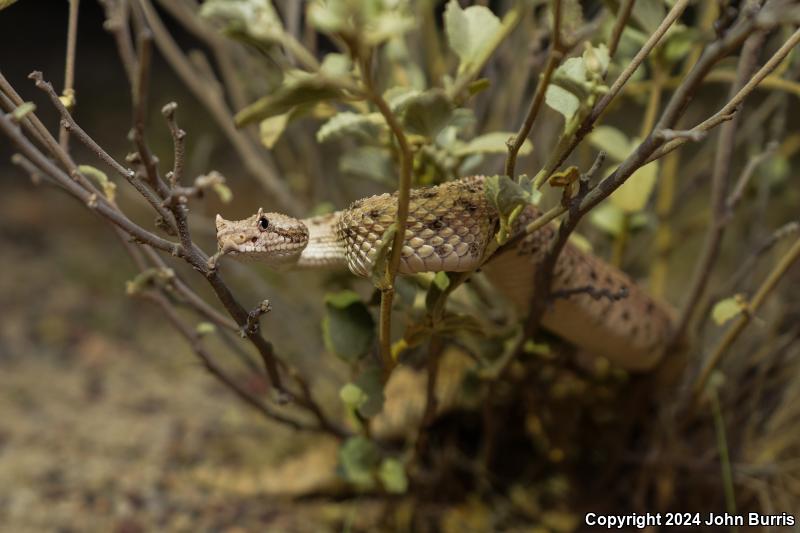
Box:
[215,175,675,370]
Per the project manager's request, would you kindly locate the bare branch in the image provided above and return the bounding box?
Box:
[504,0,563,178]
[0,112,183,255]
[358,53,413,380]
[135,0,301,214]
[29,71,177,230]
[59,0,80,150]
[607,0,636,59]
[694,236,800,398]
[670,30,768,347]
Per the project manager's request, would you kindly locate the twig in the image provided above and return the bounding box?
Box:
[29,71,177,230]
[698,220,799,334]
[412,336,444,463]
[155,0,249,111]
[59,0,80,151]
[0,112,182,255]
[1,72,101,196]
[161,102,185,187]
[99,0,138,83]
[537,0,691,182]
[504,0,563,178]
[655,129,708,142]
[670,30,767,347]
[137,245,238,332]
[141,290,314,431]
[359,54,413,380]
[607,0,636,59]
[649,26,800,164]
[136,0,301,215]
[693,236,800,398]
[245,300,272,335]
[726,142,778,213]
[11,153,50,186]
[153,101,288,397]
[709,387,738,516]
[131,29,170,197]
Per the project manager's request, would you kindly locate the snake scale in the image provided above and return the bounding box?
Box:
[216,175,674,370]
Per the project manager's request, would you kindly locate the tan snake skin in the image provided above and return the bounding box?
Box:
[216,175,674,370]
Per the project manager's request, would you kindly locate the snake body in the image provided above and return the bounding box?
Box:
[216,176,674,370]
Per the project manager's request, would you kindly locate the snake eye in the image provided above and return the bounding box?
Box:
[258,217,269,231]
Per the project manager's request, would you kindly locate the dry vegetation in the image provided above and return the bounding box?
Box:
[2,0,800,530]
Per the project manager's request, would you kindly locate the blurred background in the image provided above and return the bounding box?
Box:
[0,2,349,531]
[2,0,800,531]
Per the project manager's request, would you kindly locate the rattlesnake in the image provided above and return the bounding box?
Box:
[215,175,674,370]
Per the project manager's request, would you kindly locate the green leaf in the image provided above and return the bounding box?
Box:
[0,0,18,11]
[444,0,501,75]
[365,12,415,45]
[317,112,385,143]
[545,45,609,124]
[763,155,789,186]
[631,0,667,34]
[545,84,580,122]
[589,202,625,236]
[323,290,375,362]
[485,174,535,243]
[325,290,363,309]
[339,383,368,410]
[196,322,217,336]
[425,271,451,313]
[468,78,491,96]
[568,232,593,253]
[385,86,421,112]
[319,53,352,77]
[78,164,117,202]
[11,101,35,122]
[379,458,408,494]
[353,365,384,418]
[712,295,747,326]
[484,174,531,217]
[589,202,651,236]
[588,125,632,162]
[399,89,454,138]
[661,25,699,65]
[200,0,283,42]
[211,182,233,204]
[522,339,551,356]
[609,159,659,213]
[339,146,395,184]
[259,112,290,148]
[307,0,353,35]
[338,436,380,488]
[454,132,532,157]
[235,72,345,126]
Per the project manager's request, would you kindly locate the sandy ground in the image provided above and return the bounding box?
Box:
[0,184,376,532]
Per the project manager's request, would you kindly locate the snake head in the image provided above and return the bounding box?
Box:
[215,208,309,268]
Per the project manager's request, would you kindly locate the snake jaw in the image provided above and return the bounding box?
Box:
[215,212,309,267]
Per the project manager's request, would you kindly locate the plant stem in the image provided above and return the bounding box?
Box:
[694,236,800,398]
[504,0,562,179]
[59,0,80,151]
[358,54,413,380]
